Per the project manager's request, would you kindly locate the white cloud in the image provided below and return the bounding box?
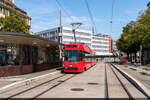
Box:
[31,13,132,33]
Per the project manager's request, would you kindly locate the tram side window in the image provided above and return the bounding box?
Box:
[83,51,91,62]
[79,51,84,61]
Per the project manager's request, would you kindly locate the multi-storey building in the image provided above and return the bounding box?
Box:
[36,27,115,56]
[112,40,117,51]
[0,0,31,27]
[91,34,112,55]
[36,27,92,48]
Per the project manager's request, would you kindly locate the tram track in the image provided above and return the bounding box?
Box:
[4,74,66,99]
[31,74,76,99]
[1,62,150,98]
[109,64,133,98]
[104,63,109,98]
[105,63,150,99]
[112,63,150,98]
[2,73,77,99]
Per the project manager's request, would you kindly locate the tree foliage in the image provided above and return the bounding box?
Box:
[117,7,150,54]
[0,9,29,34]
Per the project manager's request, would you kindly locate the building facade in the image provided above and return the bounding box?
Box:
[36,27,92,48]
[36,27,115,56]
[112,40,117,51]
[0,32,60,77]
[91,34,112,55]
[0,0,31,27]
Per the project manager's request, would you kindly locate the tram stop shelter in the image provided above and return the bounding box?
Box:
[0,31,60,77]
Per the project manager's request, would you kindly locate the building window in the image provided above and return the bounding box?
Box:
[76,32,91,36]
[63,30,72,33]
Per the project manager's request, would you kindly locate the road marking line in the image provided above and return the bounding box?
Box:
[0,71,60,92]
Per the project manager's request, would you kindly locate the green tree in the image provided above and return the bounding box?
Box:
[116,21,138,53]
[0,9,29,34]
[117,7,150,63]
[137,7,150,48]
[116,21,140,62]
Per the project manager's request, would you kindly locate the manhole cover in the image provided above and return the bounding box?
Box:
[88,82,99,85]
[130,68,136,71]
[71,88,84,91]
[58,80,64,83]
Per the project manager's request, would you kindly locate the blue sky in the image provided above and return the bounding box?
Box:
[15,0,149,40]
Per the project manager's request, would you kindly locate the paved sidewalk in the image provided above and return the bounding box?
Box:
[39,62,105,98]
[118,63,150,75]
[0,67,62,88]
[127,63,150,73]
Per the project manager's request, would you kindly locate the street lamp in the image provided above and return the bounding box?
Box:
[70,22,83,43]
[140,45,142,66]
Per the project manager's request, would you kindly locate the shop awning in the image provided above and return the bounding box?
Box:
[0,31,59,47]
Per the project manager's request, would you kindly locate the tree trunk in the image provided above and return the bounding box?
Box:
[135,53,137,63]
[127,53,129,62]
[130,53,133,63]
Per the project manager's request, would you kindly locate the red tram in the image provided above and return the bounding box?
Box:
[63,43,97,73]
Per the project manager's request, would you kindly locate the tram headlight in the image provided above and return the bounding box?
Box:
[69,65,73,67]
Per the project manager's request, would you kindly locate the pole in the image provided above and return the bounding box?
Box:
[73,29,76,43]
[79,33,80,43]
[70,23,82,43]
[60,10,62,27]
[59,10,62,65]
[92,26,94,36]
[59,10,62,43]
[140,45,142,66]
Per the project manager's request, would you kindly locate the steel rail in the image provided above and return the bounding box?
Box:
[105,64,109,98]
[109,64,134,99]
[111,63,150,98]
[31,74,77,99]
[5,74,67,99]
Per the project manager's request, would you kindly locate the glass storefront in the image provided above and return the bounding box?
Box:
[0,43,33,66]
[0,32,60,77]
[0,43,60,67]
[0,43,19,66]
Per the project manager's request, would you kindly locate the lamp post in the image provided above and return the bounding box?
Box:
[70,22,83,43]
[59,10,63,66]
[140,45,142,66]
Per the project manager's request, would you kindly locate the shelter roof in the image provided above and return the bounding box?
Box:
[0,31,59,47]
